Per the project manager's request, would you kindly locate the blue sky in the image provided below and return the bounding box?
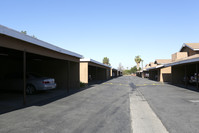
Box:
[1,0,199,69]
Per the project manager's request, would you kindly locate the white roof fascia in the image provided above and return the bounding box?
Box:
[146,67,156,71]
[165,58,199,67]
[156,64,164,68]
[80,58,111,68]
[0,25,83,58]
[143,68,148,72]
[179,43,186,52]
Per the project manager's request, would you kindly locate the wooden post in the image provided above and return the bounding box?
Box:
[196,64,198,89]
[185,65,187,88]
[23,51,26,105]
[67,61,71,93]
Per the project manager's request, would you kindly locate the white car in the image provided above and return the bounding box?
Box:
[0,73,56,95]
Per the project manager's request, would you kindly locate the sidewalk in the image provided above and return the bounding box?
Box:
[129,89,169,133]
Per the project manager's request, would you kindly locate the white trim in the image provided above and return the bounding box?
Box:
[156,65,164,68]
[146,65,164,71]
[146,67,157,71]
[80,58,111,68]
[165,57,199,67]
[0,25,83,58]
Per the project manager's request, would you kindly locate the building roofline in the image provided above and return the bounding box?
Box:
[165,57,199,67]
[146,64,164,70]
[180,43,199,52]
[0,25,83,58]
[80,58,112,68]
[112,68,118,71]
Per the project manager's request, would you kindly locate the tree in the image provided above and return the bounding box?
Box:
[103,57,111,66]
[134,55,142,70]
[122,66,141,75]
[32,35,37,38]
[130,66,138,73]
[118,63,124,72]
[21,30,27,35]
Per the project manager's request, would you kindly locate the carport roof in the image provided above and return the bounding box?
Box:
[165,54,199,67]
[0,25,83,58]
[80,58,112,68]
[112,68,118,71]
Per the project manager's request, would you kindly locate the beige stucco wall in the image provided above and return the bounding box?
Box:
[172,52,188,62]
[160,67,171,82]
[181,47,196,56]
[80,62,88,83]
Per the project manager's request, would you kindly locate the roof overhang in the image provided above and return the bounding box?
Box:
[0,25,83,58]
[165,57,199,67]
[112,68,118,71]
[146,65,164,71]
[180,43,199,52]
[80,58,111,68]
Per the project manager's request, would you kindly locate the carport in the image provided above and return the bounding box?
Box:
[165,54,199,88]
[119,71,123,76]
[0,25,82,106]
[112,68,118,77]
[148,67,159,81]
[80,59,111,84]
[148,66,171,82]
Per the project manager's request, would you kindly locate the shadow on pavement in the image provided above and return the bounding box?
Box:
[0,77,121,115]
[168,83,199,93]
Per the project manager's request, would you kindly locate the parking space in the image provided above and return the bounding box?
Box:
[149,69,159,81]
[0,25,82,113]
[112,68,118,77]
[172,63,199,88]
[80,59,111,84]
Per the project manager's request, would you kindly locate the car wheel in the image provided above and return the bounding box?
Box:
[26,85,36,95]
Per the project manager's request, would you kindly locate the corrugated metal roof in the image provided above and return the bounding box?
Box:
[0,25,83,58]
[80,58,112,68]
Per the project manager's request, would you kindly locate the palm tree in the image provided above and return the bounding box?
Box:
[134,56,142,70]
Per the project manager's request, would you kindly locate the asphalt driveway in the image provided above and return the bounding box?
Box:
[0,77,131,133]
[1,76,199,133]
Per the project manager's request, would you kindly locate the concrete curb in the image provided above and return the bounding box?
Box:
[129,89,169,133]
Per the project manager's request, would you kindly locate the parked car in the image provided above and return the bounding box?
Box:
[0,72,56,95]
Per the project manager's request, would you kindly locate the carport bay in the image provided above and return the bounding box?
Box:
[0,26,82,111]
[172,63,199,88]
[80,59,111,84]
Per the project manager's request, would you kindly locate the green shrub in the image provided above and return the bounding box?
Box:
[80,82,86,88]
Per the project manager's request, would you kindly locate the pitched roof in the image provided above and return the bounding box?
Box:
[180,43,199,52]
[154,59,171,64]
[165,54,199,67]
[149,62,157,67]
